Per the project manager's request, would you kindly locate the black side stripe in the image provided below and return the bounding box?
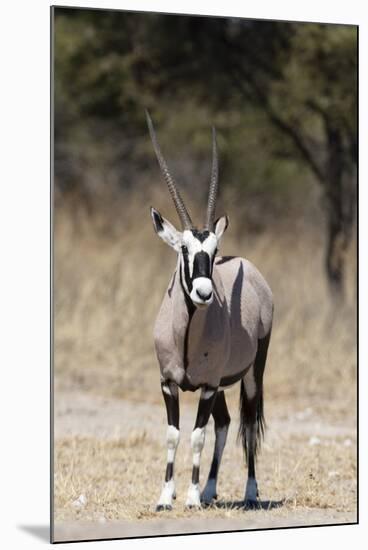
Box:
[219,362,253,387]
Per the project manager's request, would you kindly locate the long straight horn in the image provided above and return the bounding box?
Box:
[205,127,218,231]
[145,110,193,230]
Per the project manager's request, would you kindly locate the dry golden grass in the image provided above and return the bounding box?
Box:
[54,427,356,523]
[53,188,357,530]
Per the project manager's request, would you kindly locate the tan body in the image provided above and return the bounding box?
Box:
[154,255,273,391]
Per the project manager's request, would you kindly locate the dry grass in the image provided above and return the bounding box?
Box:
[54,426,356,523]
[53,188,357,529]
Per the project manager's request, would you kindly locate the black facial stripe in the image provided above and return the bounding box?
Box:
[179,267,196,317]
[192,251,211,280]
[181,246,193,292]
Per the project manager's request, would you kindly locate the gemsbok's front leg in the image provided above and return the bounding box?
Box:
[186,387,218,508]
[156,381,180,511]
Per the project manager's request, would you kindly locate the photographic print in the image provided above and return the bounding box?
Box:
[51,6,357,543]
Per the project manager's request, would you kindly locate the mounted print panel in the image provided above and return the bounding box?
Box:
[51,5,357,543]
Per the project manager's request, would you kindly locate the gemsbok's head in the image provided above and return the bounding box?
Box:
[146,111,228,308]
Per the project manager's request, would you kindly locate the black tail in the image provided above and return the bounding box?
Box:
[237,379,265,462]
[237,332,271,462]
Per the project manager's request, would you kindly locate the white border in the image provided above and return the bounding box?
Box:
[0,1,366,548]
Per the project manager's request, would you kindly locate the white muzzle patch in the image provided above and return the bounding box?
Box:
[191,277,213,307]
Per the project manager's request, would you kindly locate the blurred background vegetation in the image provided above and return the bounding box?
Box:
[54,8,357,295]
[53,11,357,525]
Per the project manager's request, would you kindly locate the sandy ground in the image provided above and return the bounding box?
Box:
[53,388,357,542]
[54,510,355,543]
[54,390,356,441]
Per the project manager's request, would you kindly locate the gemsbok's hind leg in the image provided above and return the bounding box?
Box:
[201,391,231,505]
[156,381,180,511]
[239,332,271,507]
[186,387,218,508]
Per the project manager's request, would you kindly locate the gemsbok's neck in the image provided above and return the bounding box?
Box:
[170,261,224,355]
[171,265,196,348]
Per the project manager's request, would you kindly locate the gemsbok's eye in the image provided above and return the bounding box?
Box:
[182,245,188,254]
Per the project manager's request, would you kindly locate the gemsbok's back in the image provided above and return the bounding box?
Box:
[146,111,273,511]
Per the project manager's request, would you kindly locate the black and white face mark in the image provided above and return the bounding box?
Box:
[150,207,228,308]
[180,230,217,307]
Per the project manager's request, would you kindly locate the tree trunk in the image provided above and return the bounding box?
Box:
[324,124,356,299]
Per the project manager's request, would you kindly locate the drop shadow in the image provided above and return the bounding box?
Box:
[18,525,50,543]
[205,498,286,511]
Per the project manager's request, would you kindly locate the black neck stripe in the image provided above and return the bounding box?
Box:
[179,268,195,371]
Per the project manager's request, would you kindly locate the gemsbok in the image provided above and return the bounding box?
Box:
[146,111,274,511]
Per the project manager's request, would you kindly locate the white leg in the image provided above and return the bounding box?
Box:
[157,425,180,510]
[186,387,217,508]
[186,426,206,507]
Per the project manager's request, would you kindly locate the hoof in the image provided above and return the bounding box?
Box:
[243,499,261,510]
[201,501,214,509]
[200,494,217,507]
[185,504,201,510]
[186,483,201,509]
[156,504,173,512]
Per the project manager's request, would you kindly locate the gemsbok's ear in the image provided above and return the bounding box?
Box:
[150,207,182,251]
[214,215,229,241]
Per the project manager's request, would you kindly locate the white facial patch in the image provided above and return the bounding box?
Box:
[191,277,213,305]
[201,233,218,256]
